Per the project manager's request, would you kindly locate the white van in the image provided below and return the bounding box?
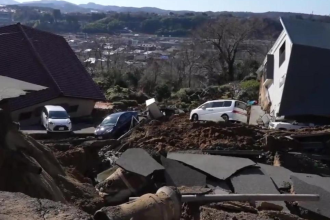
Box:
[41,105,72,132]
[190,100,248,123]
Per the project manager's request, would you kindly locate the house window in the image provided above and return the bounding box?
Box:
[68,105,79,113]
[279,75,286,88]
[279,41,286,67]
[19,111,32,121]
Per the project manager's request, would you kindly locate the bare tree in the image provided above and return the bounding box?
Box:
[196,17,261,81]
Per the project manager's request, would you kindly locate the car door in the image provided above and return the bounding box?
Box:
[41,108,47,128]
[197,102,213,121]
[115,113,131,137]
[206,101,224,122]
[234,101,248,123]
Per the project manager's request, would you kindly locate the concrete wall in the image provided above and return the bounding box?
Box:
[12,97,95,126]
[259,30,293,118]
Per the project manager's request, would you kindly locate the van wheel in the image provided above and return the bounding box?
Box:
[192,114,199,121]
[221,114,229,122]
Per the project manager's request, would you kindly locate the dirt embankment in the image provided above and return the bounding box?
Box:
[121,115,266,152]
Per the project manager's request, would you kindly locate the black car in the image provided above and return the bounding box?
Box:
[94,111,138,139]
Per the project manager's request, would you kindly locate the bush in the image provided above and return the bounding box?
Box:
[240,80,260,90]
[106,86,129,101]
[176,88,201,103]
[238,80,260,101]
[155,84,172,102]
[120,100,138,107]
[112,101,126,109]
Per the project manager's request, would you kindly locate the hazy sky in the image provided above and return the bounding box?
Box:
[18,0,330,15]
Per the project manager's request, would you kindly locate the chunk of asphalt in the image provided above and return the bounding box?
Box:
[116,148,164,177]
[161,157,206,187]
[291,174,330,219]
[167,153,255,180]
[206,179,232,194]
[258,163,293,189]
[231,167,289,212]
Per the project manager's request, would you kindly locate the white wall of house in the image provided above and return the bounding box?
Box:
[264,30,293,118]
[12,97,96,126]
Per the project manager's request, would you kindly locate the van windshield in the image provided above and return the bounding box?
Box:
[49,111,69,119]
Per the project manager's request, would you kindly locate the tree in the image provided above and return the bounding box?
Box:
[52,9,61,22]
[196,17,261,81]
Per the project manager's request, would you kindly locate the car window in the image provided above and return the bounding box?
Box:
[199,103,212,109]
[49,111,68,119]
[118,113,131,124]
[235,101,247,110]
[101,115,120,126]
[212,102,224,108]
[224,101,232,107]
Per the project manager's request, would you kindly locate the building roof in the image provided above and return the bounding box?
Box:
[0,23,105,111]
[281,17,330,50]
[0,75,47,101]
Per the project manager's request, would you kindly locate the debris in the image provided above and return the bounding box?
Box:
[167,153,255,180]
[116,148,164,177]
[231,167,289,211]
[146,98,163,119]
[206,179,232,194]
[94,186,181,220]
[257,163,293,189]
[120,114,265,152]
[161,157,206,187]
[178,186,212,195]
[291,175,330,219]
[95,167,148,203]
[0,191,92,220]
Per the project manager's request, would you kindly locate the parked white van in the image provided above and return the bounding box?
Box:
[41,105,72,132]
[190,100,248,123]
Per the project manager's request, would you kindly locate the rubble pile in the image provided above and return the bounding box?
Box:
[121,114,265,152]
[0,109,104,215]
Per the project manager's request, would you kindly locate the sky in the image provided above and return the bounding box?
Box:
[18,0,330,15]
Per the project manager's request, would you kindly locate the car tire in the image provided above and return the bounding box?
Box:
[221,114,229,122]
[192,114,199,121]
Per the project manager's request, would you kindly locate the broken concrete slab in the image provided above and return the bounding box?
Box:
[231,167,289,212]
[258,163,293,189]
[0,191,92,220]
[161,157,206,187]
[116,148,164,177]
[167,153,255,180]
[291,175,330,219]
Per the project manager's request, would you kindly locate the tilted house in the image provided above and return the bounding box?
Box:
[259,17,330,121]
[0,23,105,125]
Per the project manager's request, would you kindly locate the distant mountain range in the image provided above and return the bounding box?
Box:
[0,0,324,19]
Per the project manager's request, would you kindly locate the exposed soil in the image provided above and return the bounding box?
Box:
[121,114,266,152]
[0,191,93,220]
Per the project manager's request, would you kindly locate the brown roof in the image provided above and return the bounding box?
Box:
[0,23,105,111]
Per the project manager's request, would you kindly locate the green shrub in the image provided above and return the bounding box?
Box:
[112,102,126,109]
[155,84,172,102]
[120,100,138,107]
[240,80,260,90]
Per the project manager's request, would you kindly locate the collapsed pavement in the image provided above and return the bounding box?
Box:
[1,110,330,219]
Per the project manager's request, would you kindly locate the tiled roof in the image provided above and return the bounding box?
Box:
[0,24,105,111]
